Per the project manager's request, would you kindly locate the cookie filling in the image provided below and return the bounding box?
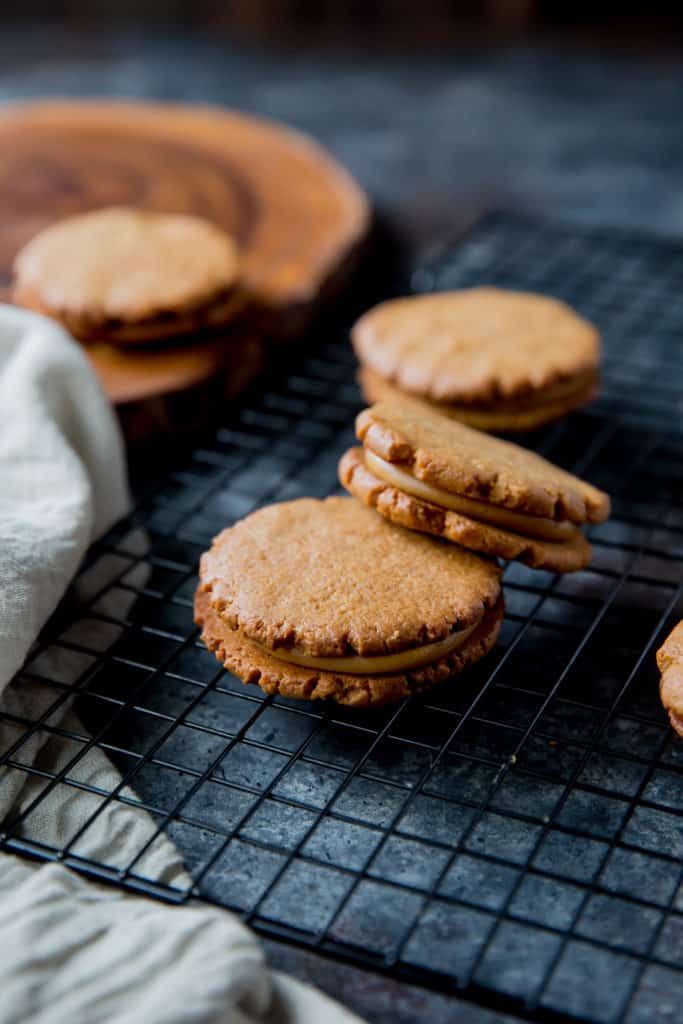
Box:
[460,372,597,413]
[364,450,577,542]
[257,619,480,675]
[92,287,249,344]
[360,368,597,430]
[434,385,595,431]
[16,284,249,346]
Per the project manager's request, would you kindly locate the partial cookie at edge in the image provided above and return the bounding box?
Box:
[339,448,594,573]
[657,620,683,737]
[195,588,504,708]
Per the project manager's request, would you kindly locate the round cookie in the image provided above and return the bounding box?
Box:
[196,496,503,706]
[12,206,244,344]
[338,399,610,573]
[359,366,599,434]
[353,288,600,432]
[657,620,683,737]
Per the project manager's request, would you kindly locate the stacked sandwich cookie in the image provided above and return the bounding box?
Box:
[353,287,600,433]
[339,398,611,573]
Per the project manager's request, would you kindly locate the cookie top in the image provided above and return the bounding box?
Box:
[357,399,610,524]
[199,496,501,657]
[12,206,240,337]
[352,287,600,403]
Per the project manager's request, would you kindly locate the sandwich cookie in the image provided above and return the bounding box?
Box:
[12,206,246,344]
[353,287,600,432]
[657,621,683,738]
[339,399,610,573]
[196,496,503,707]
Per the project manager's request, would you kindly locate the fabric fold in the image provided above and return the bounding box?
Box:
[0,305,364,1024]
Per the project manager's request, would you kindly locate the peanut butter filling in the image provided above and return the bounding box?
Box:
[258,619,479,675]
[358,367,598,431]
[364,450,577,542]
[433,394,591,431]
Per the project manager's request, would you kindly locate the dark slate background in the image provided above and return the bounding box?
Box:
[4,28,683,253]
[3,26,682,1023]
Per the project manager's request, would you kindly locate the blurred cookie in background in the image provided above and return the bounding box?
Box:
[12,206,248,345]
[353,287,601,432]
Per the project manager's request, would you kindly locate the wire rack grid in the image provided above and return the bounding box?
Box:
[2,213,683,1024]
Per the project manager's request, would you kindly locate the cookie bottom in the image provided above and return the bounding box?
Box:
[359,368,598,433]
[339,447,593,573]
[14,284,250,346]
[195,589,504,708]
[658,620,683,737]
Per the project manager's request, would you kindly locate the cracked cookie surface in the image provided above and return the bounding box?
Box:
[199,496,502,657]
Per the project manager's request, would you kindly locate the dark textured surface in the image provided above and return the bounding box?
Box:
[3,29,683,253]
[3,31,683,1024]
[263,938,524,1024]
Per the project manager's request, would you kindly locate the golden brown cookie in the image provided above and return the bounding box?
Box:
[12,206,244,344]
[196,496,503,706]
[353,288,601,432]
[339,399,610,573]
[657,621,683,737]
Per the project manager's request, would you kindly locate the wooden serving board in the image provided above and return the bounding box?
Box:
[0,101,369,431]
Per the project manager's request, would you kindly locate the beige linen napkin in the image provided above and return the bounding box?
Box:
[0,305,364,1024]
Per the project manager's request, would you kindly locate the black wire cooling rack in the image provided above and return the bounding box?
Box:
[2,213,683,1024]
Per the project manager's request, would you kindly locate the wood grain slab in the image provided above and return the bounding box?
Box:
[0,100,369,416]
